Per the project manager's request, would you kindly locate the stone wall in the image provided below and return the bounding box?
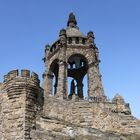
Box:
[0,70,43,140]
[0,70,140,140]
[42,96,140,138]
[0,83,2,93]
[40,13,140,139]
[31,117,140,140]
[0,87,2,140]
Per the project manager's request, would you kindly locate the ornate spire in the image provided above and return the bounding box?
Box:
[67,12,77,28]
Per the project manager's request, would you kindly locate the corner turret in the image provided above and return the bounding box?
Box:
[2,69,43,139]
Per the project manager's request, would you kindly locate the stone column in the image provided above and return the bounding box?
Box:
[88,63,105,100]
[77,79,84,99]
[56,61,67,99]
[88,63,94,97]
[56,29,67,99]
[54,82,57,96]
[45,73,53,96]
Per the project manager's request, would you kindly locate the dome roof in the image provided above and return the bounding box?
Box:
[66,13,85,38]
[66,27,85,38]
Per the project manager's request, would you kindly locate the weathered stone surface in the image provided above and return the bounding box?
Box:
[0,13,140,140]
[0,70,43,140]
[41,96,140,139]
[41,13,140,140]
[0,85,2,140]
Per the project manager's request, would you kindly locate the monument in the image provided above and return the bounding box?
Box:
[0,13,140,140]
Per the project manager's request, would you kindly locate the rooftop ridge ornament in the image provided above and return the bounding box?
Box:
[67,12,77,27]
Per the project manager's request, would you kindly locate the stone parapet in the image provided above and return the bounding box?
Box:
[4,69,40,84]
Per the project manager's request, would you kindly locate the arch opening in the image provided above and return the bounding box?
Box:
[49,59,59,96]
[67,54,88,99]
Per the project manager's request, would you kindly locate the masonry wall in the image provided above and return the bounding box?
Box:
[43,96,140,136]
[0,70,43,140]
[0,89,2,140]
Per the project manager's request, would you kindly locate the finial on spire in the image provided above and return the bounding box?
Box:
[67,12,77,27]
[59,28,66,36]
[87,31,95,44]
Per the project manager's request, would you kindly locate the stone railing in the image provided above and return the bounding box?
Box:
[85,96,108,103]
[67,37,86,45]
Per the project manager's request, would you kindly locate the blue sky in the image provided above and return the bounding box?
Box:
[0,0,140,119]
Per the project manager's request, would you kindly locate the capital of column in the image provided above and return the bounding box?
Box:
[88,62,95,68]
[47,73,54,79]
[59,60,68,67]
[89,61,100,68]
[42,72,46,79]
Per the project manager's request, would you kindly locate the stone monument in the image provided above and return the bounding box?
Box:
[0,13,140,140]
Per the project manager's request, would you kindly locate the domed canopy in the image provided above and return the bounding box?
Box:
[50,13,87,49]
[66,12,86,38]
[66,27,85,38]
